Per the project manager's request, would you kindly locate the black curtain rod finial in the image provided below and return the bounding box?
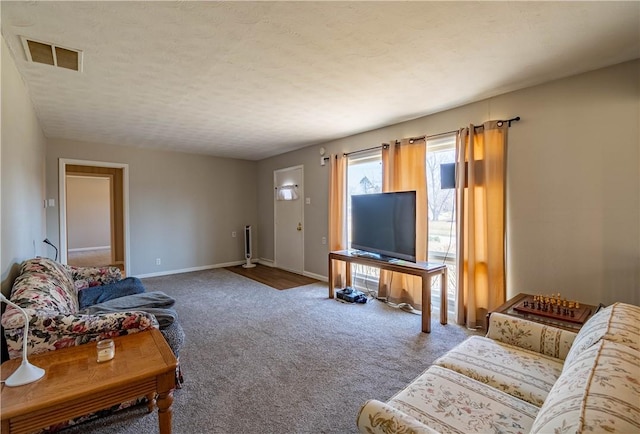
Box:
[497,116,521,128]
[508,116,521,127]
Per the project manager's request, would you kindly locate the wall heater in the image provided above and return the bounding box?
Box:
[242,225,256,268]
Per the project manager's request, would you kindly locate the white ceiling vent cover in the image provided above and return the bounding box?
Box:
[20,36,83,72]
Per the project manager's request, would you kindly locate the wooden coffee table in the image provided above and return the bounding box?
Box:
[1,328,177,434]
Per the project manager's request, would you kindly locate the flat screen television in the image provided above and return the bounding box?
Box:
[351,191,416,262]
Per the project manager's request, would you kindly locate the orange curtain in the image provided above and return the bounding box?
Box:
[329,154,347,289]
[456,121,508,328]
[377,138,428,309]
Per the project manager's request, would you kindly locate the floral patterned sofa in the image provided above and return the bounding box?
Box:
[1,257,159,358]
[357,302,640,433]
[2,257,186,431]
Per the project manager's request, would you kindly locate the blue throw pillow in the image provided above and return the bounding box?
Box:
[78,276,146,310]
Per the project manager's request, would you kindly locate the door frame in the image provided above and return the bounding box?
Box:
[273,165,304,274]
[59,159,130,273]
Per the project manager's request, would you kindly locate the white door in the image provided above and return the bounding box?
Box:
[274,166,304,274]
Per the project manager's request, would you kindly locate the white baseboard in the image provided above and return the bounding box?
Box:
[135,260,246,279]
[136,261,329,284]
[68,246,111,252]
[258,258,275,267]
[257,258,327,282]
[304,271,327,282]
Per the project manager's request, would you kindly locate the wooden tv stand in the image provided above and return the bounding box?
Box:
[328,250,448,333]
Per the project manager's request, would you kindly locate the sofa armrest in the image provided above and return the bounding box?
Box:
[357,400,439,434]
[3,310,158,358]
[487,312,577,360]
[63,264,123,290]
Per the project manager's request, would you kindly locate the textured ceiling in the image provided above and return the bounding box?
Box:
[2,1,639,160]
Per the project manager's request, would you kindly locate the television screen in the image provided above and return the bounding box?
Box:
[351,191,416,262]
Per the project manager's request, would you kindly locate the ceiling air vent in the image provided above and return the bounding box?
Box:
[20,36,83,72]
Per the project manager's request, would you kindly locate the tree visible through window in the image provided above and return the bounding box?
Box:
[426,134,457,316]
[426,136,456,260]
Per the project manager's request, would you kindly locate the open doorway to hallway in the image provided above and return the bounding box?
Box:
[59,160,129,275]
[66,175,113,268]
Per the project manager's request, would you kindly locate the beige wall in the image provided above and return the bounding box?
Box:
[1,37,47,295]
[46,140,258,276]
[66,176,111,250]
[257,60,640,307]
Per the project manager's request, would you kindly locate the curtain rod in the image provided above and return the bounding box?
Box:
[343,116,521,156]
[410,116,521,142]
[343,144,387,157]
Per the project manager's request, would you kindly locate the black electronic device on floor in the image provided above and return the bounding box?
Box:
[336,287,367,303]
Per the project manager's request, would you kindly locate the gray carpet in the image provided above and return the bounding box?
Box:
[62,268,479,434]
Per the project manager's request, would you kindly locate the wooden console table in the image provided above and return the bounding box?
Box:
[328,250,448,333]
[1,328,177,434]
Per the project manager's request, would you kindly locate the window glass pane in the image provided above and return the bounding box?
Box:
[347,151,382,291]
[426,136,456,259]
[427,134,457,317]
[347,152,382,246]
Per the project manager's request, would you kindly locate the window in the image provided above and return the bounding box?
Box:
[426,134,457,316]
[347,151,382,294]
[276,184,299,201]
[344,137,458,315]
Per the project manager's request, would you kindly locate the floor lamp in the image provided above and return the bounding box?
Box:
[0,294,45,386]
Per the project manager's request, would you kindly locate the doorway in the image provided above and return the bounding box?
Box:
[59,159,129,275]
[66,175,112,268]
[274,165,304,274]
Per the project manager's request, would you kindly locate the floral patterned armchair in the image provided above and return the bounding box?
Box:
[1,257,157,359]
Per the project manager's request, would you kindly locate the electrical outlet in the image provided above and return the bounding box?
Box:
[232,231,237,238]
[322,237,327,245]
[156,258,161,265]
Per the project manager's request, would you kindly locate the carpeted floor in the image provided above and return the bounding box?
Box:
[61,268,479,434]
[225,264,319,289]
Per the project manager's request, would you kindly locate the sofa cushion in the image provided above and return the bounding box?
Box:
[531,340,640,433]
[65,263,123,290]
[385,365,539,434]
[486,312,576,360]
[564,302,640,368]
[434,335,563,407]
[2,258,79,329]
